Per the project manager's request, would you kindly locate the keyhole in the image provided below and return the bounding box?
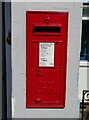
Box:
[37,70,40,72]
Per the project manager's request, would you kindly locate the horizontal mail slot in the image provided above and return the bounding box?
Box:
[33,26,61,33]
[32,25,61,36]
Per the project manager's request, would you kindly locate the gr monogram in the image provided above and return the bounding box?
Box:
[34,81,59,94]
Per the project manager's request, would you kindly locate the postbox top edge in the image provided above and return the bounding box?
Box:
[26,11,68,15]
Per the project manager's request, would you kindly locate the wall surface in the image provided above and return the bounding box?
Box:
[11,2,82,118]
[78,61,88,100]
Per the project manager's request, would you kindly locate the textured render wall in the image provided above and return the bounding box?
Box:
[11,2,82,118]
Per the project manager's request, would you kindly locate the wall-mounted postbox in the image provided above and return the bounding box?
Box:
[26,11,68,108]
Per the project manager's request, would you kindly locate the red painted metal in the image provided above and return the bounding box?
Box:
[26,11,68,108]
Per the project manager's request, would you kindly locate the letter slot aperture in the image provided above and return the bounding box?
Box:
[32,24,62,36]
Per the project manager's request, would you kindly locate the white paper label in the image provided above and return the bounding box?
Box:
[39,42,54,67]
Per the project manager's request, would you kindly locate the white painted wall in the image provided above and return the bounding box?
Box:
[11,2,82,118]
[78,61,88,101]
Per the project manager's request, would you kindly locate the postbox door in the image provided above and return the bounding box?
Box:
[32,42,61,105]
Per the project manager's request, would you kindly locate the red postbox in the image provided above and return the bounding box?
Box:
[26,11,68,108]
